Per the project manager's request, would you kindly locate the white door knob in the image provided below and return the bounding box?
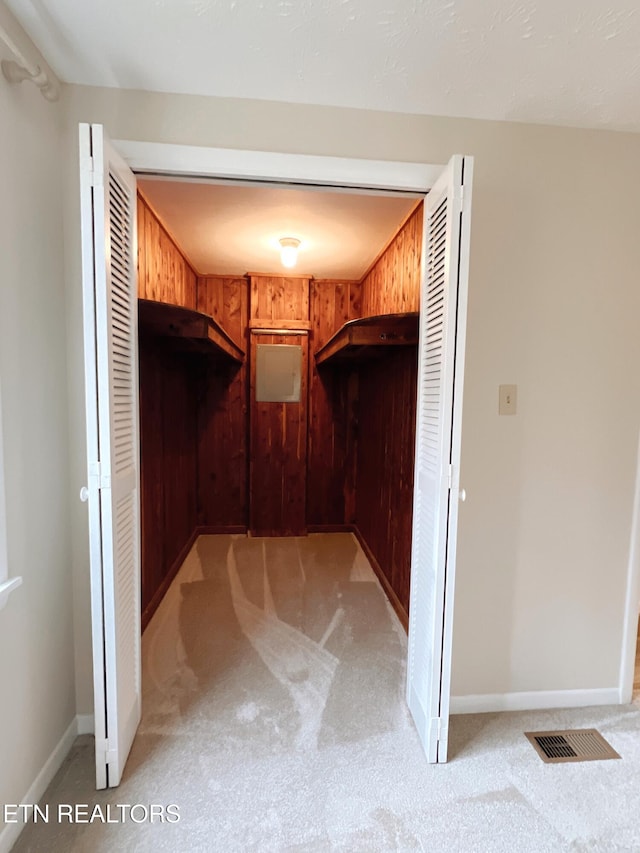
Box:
[459,488,466,502]
[80,486,89,503]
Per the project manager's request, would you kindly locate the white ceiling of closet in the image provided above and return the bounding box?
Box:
[138,178,418,279]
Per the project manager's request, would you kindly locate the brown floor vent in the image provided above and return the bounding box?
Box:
[524,729,621,764]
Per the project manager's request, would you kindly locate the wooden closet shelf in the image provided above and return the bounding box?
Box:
[315,312,419,365]
[138,299,244,363]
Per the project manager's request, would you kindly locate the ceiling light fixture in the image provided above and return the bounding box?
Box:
[279,237,301,269]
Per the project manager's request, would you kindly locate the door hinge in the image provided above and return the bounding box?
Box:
[91,156,103,189]
[431,716,443,742]
[89,461,111,491]
[96,737,117,766]
[83,155,103,189]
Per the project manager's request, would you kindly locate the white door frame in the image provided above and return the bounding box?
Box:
[114,138,475,742]
[114,138,465,732]
[114,140,444,194]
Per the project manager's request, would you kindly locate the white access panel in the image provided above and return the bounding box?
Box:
[406,155,473,763]
[79,123,141,789]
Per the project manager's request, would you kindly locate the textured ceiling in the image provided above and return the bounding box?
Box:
[7,1,640,132]
[138,179,418,278]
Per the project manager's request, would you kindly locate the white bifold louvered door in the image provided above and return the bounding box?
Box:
[407,155,473,764]
[79,124,141,789]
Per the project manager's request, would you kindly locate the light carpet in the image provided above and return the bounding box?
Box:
[12,533,640,852]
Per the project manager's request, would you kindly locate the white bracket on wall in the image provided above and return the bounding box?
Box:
[0,24,59,102]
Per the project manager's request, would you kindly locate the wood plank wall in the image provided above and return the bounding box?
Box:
[249,274,310,324]
[354,201,423,622]
[192,274,363,533]
[249,275,310,536]
[139,340,198,628]
[196,276,249,529]
[138,195,201,627]
[250,332,309,535]
[137,194,197,309]
[355,349,417,615]
[308,279,361,527]
[360,203,423,317]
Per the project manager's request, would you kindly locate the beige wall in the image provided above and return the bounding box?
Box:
[62,85,640,710]
[0,6,75,829]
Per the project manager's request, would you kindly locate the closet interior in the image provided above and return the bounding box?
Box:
[136,182,424,632]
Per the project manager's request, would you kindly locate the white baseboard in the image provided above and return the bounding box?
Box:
[76,714,95,735]
[450,687,621,715]
[0,714,91,853]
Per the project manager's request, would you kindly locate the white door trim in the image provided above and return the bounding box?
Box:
[111,139,464,735]
[113,140,444,193]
